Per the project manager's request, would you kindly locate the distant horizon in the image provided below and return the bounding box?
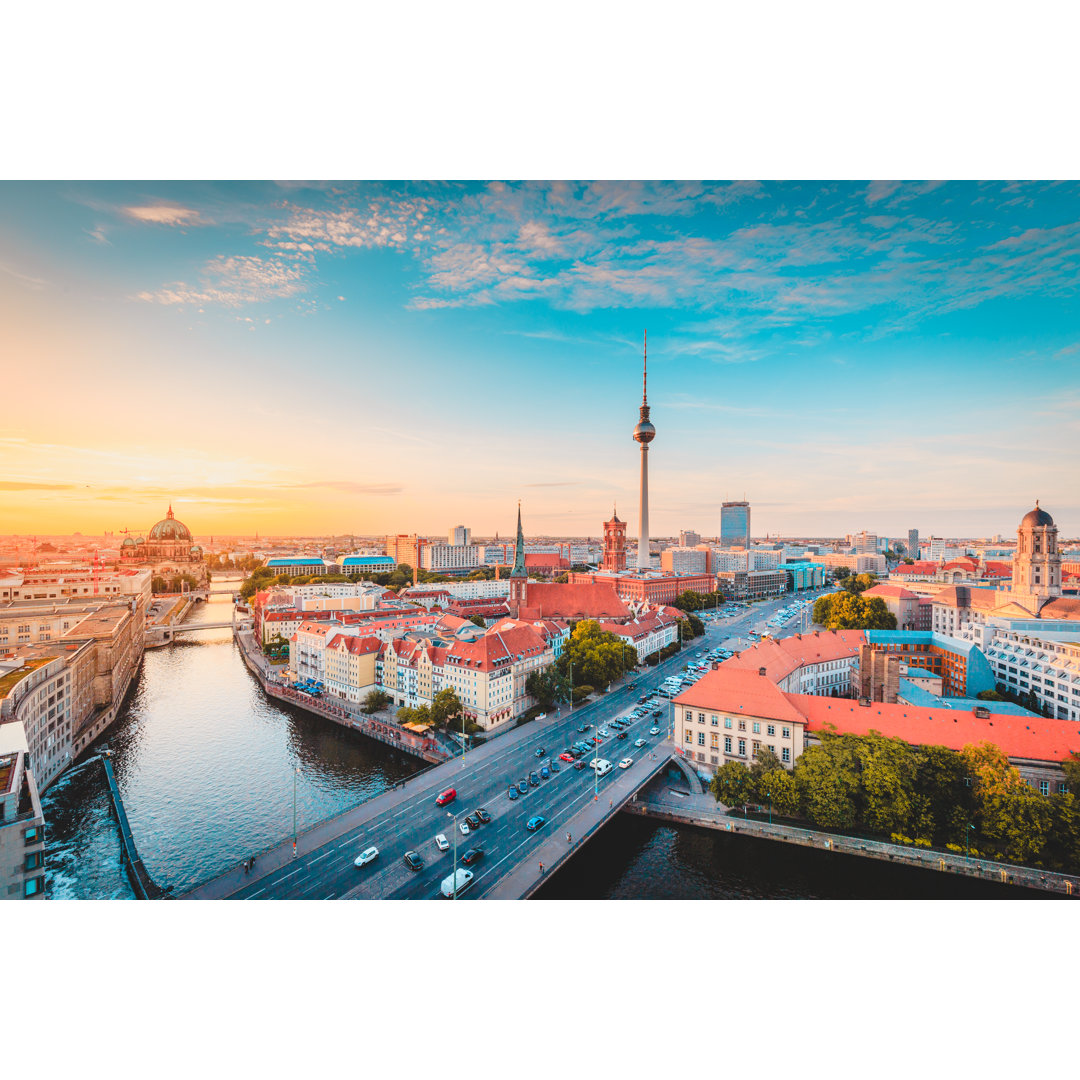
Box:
[3,180,1078,537]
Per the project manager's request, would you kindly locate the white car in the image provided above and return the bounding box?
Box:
[618,757,633,769]
[649,726,661,735]
[598,727,610,738]
[459,821,470,835]
[353,845,379,867]
[434,833,449,852]
[634,738,647,748]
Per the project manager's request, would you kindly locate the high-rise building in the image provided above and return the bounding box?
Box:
[908,529,919,559]
[448,526,471,547]
[602,507,627,572]
[720,501,750,549]
[679,529,701,548]
[854,531,879,555]
[632,333,655,570]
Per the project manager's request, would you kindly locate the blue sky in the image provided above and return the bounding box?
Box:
[2,179,1078,539]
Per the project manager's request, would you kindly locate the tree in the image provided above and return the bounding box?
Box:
[855,732,919,836]
[557,620,637,691]
[467,614,486,627]
[430,689,464,730]
[793,735,862,830]
[672,590,706,613]
[526,666,570,710]
[554,572,569,584]
[711,760,753,809]
[811,593,896,631]
[362,689,391,714]
[1061,752,1080,796]
[397,704,432,727]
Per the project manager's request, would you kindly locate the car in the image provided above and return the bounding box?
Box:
[435,788,456,807]
[591,735,603,745]
[577,724,592,732]
[652,709,663,717]
[440,868,474,898]
[517,778,529,793]
[573,759,587,770]
[403,850,423,871]
[535,747,547,758]
[649,726,661,735]
[634,737,647,748]
[461,847,484,866]
[593,759,613,777]
[540,765,550,779]
[598,728,610,737]
[354,845,379,867]
[475,808,491,824]
[560,752,575,763]
[507,786,519,800]
[617,731,628,740]
[529,772,540,786]
[435,833,450,851]
[459,821,470,835]
[526,815,547,832]
[550,758,561,772]
[465,813,481,829]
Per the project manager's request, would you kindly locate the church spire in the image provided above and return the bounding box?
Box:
[511,500,526,578]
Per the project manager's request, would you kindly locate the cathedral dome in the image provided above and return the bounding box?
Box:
[1021,502,1054,528]
[148,505,192,542]
[121,536,136,548]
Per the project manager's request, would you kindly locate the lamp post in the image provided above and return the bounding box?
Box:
[767,789,773,826]
[568,660,573,716]
[966,823,975,857]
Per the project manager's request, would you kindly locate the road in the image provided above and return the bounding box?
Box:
[213,591,814,900]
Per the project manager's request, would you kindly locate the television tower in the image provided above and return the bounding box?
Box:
[632,331,656,569]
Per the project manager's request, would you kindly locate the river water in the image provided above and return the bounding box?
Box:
[42,589,1043,900]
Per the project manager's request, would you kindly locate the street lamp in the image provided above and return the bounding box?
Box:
[966,823,975,857]
[568,660,573,716]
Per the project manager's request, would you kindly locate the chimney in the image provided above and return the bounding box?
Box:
[758,666,767,676]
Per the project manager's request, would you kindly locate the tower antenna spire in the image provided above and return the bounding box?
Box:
[643,329,647,403]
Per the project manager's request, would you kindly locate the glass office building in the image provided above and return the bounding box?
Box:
[720,501,751,549]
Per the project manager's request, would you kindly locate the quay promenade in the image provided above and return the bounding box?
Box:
[99,752,166,899]
[628,786,1080,899]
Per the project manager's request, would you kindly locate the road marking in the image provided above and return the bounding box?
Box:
[309,849,334,863]
[249,888,266,898]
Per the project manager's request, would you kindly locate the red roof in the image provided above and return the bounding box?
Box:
[326,634,381,655]
[446,623,549,672]
[524,553,569,569]
[894,562,938,576]
[517,583,630,621]
[674,667,807,726]
[721,629,865,682]
[864,584,918,600]
[792,694,1080,763]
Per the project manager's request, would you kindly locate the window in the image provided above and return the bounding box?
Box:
[767,724,775,736]
[1061,783,1069,795]
[698,713,706,724]
[737,739,746,756]
[724,717,732,729]
[24,826,41,846]
[738,720,746,731]
[752,740,760,757]
[697,732,705,746]
[724,736,732,753]
[25,851,43,871]
[24,876,43,897]
[1039,780,1050,796]
[711,716,719,726]
[684,730,693,744]
[751,721,761,734]
[782,727,790,739]
[782,747,790,763]
[685,710,693,722]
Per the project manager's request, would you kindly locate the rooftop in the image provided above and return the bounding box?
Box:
[0,654,56,699]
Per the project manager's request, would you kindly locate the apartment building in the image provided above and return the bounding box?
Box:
[0,723,46,899]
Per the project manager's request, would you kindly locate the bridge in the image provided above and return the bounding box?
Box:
[178,624,724,899]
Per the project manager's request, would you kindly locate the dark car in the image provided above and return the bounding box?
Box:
[475,808,491,824]
[540,765,550,780]
[535,747,546,758]
[617,731,629,740]
[573,759,587,770]
[638,697,648,704]
[403,851,423,872]
[526,815,547,832]
[466,813,481,829]
[652,709,663,717]
[517,779,529,793]
[577,724,592,733]
[529,772,540,787]
[461,847,484,866]
[550,758,560,772]
[508,786,519,800]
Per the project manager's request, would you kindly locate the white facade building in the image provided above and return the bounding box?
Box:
[422,544,481,572]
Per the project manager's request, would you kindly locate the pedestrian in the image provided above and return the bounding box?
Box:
[539,862,544,875]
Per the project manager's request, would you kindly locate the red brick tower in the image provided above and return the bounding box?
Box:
[603,506,627,572]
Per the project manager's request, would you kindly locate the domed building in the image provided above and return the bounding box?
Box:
[120,505,208,587]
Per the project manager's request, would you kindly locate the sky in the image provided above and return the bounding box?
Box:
[1,179,1078,541]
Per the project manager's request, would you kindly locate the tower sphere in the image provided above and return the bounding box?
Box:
[1021,502,1054,528]
[633,419,656,444]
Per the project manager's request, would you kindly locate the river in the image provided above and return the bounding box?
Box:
[42,589,1043,900]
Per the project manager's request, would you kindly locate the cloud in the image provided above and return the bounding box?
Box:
[0,261,49,288]
[523,481,581,487]
[85,225,110,245]
[0,481,77,491]
[124,203,207,226]
[135,255,309,307]
[286,481,404,496]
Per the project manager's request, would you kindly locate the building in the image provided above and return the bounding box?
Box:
[633,334,655,569]
[823,552,887,575]
[721,629,865,696]
[863,584,932,631]
[780,562,826,592]
[851,530,879,554]
[384,534,427,569]
[449,526,471,547]
[679,530,702,548]
[569,569,713,608]
[720,501,751,549]
[660,546,709,575]
[340,555,396,575]
[861,630,995,698]
[118,505,208,587]
[908,529,919,559]
[597,606,680,662]
[421,544,480,573]
[602,508,628,572]
[323,634,381,704]
[265,557,340,578]
[0,723,45,899]
[672,651,1080,789]
[715,568,787,601]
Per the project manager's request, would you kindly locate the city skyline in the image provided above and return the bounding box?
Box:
[3,180,1079,538]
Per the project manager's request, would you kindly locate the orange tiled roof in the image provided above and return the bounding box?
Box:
[517,582,630,621]
[674,667,808,725]
[721,629,865,682]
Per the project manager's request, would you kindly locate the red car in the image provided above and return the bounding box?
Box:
[559,752,575,763]
[435,788,456,806]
